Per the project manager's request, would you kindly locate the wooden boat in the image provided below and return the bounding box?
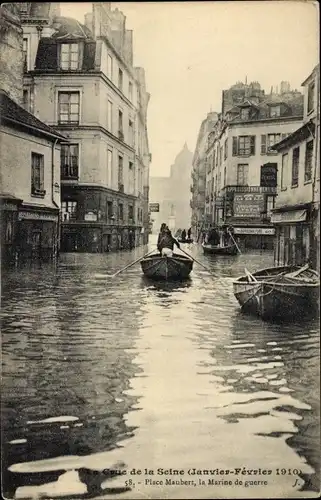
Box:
[177,238,193,244]
[140,252,193,280]
[202,242,238,255]
[233,264,320,320]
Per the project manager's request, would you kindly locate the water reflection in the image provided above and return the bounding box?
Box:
[2,247,320,499]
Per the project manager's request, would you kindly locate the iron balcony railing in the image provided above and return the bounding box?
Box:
[221,185,277,194]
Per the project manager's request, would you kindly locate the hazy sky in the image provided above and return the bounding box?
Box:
[61,1,319,177]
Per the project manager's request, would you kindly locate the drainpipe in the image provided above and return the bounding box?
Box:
[52,139,59,261]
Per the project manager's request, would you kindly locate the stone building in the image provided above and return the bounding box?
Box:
[190,112,219,240]
[272,65,320,272]
[203,82,304,249]
[149,144,193,235]
[18,1,151,253]
[0,3,66,268]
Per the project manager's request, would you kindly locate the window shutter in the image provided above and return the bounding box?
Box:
[83,41,96,70]
[232,137,238,156]
[261,135,266,154]
[251,136,256,155]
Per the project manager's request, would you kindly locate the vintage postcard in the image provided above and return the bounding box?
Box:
[1,1,320,499]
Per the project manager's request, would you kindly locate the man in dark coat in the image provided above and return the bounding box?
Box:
[158,227,180,256]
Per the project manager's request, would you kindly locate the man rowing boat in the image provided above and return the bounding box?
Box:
[157,227,181,257]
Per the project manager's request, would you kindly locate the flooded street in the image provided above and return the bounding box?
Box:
[2,239,320,499]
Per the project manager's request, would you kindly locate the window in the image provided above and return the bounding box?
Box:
[107,54,113,80]
[107,99,113,132]
[233,136,255,156]
[31,153,45,195]
[118,68,123,91]
[128,119,134,146]
[61,144,79,179]
[107,201,113,219]
[129,81,133,101]
[266,195,275,216]
[118,155,124,188]
[60,43,79,70]
[128,205,134,221]
[237,164,249,185]
[305,140,314,182]
[118,203,124,221]
[22,89,29,111]
[269,105,281,118]
[281,153,288,190]
[220,146,223,165]
[224,138,228,160]
[267,133,281,152]
[307,81,315,114]
[23,38,28,71]
[107,148,113,186]
[118,109,123,139]
[240,108,250,120]
[58,92,80,124]
[291,147,300,187]
[61,201,77,221]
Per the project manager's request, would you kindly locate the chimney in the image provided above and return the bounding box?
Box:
[84,12,93,33]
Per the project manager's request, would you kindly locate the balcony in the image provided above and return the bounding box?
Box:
[61,165,79,181]
[222,185,277,194]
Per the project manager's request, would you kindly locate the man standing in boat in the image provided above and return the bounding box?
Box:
[158,227,181,256]
[207,225,220,246]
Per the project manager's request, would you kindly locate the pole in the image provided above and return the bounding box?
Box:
[179,246,215,274]
[228,230,241,254]
[107,248,155,278]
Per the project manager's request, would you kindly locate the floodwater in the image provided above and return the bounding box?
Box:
[1,236,320,499]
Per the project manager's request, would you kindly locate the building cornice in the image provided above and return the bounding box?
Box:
[61,182,138,199]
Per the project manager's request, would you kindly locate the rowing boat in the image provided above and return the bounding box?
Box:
[202,242,238,255]
[140,252,193,280]
[233,264,320,320]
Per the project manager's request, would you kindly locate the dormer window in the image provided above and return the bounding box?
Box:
[60,43,80,70]
[269,105,281,118]
[240,108,250,120]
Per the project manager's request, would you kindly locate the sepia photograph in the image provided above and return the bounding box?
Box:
[0,1,320,499]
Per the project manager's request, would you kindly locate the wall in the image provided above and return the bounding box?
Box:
[0,5,23,105]
[0,124,61,209]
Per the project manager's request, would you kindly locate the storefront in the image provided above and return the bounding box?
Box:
[17,205,59,265]
[233,226,275,250]
[0,194,22,268]
[271,205,312,267]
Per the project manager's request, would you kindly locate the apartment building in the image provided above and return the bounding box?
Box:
[272,65,320,272]
[19,2,151,253]
[0,3,66,267]
[205,81,304,249]
[191,112,219,239]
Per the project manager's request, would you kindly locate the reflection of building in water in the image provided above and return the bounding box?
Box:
[149,143,193,233]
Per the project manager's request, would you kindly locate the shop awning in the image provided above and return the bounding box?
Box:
[271,209,307,224]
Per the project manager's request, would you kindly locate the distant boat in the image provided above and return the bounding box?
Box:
[202,242,238,255]
[140,252,193,280]
[233,264,320,320]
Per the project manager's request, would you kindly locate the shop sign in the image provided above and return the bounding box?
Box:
[234,194,264,218]
[18,211,58,222]
[260,163,277,188]
[234,227,275,235]
[84,212,97,221]
[149,203,160,212]
[270,209,307,224]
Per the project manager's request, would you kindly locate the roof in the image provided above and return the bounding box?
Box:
[51,16,94,40]
[272,120,315,152]
[0,91,66,141]
[301,64,320,86]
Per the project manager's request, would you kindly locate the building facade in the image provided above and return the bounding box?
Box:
[150,144,193,235]
[19,2,151,253]
[0,3,66,268]
[203,81,304,249]
[272,65,320,273]
[190,112,219,240]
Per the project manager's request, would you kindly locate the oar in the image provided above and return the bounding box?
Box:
[228,230,241,254]
[107,248,156,278]
[179,247,215,274]
[244,268,257,282]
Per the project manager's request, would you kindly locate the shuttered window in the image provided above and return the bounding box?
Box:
[261,135,267,154]
[237,136,255,155]
[304,140,313,182]
[291,147,300,187]
[281,153,288,190]
[237,164,249,185]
